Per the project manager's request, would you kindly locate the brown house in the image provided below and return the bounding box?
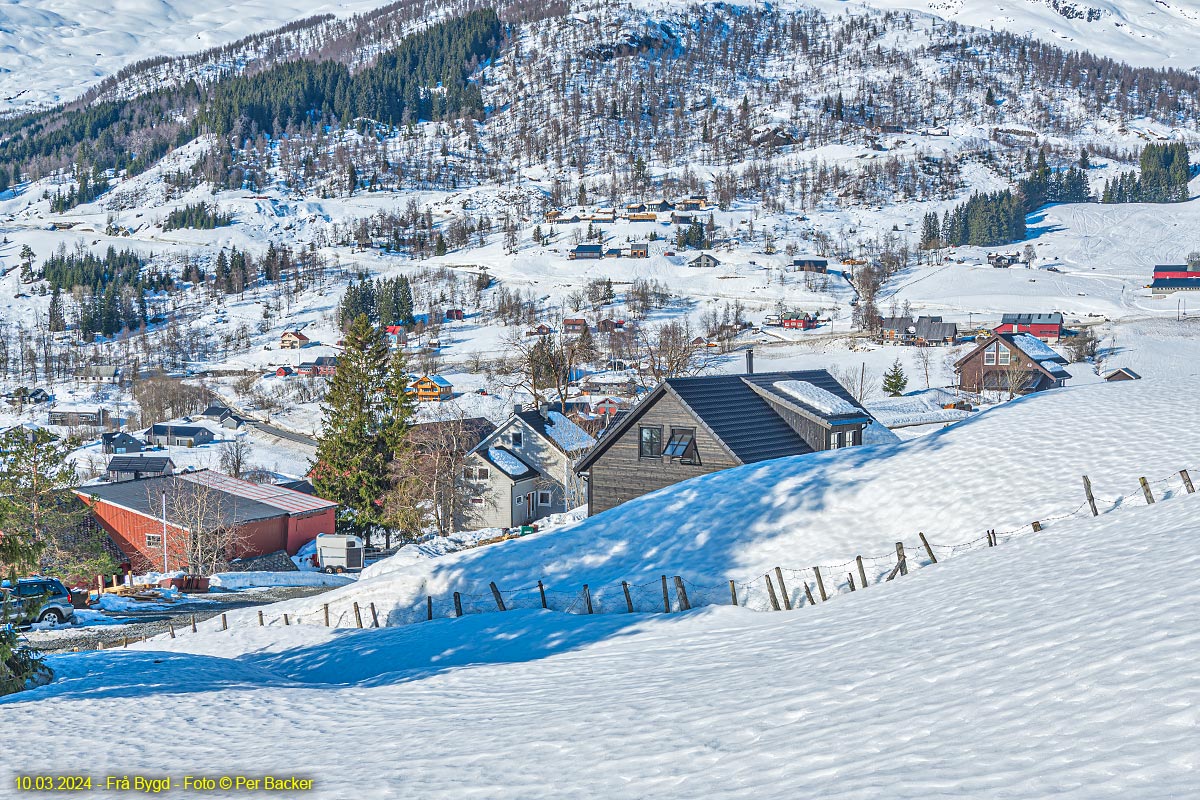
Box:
[575,369,876,516]
[955,333,1070,395]
[563,319,588,334]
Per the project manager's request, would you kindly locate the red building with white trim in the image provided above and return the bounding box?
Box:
[76,470,337,573]
[993,312,1064,343]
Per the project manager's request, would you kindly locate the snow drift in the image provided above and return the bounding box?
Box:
[4,467,1199,797]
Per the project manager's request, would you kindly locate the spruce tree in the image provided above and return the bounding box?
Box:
[311,315,414,540]
[47,287,66,333]
[882,358,908,397]
[0,428,81,695]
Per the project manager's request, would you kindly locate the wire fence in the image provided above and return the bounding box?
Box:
[100,467,1196,647]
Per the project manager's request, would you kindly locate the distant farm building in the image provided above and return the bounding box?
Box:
[1105,367,1142,382]
[280,331,310,349]
[792,257,828,273]
[1150,264,1200,295]
[49,408,109,427]
[993,312,1064,343]
[570,244,604,260]
[630,242,650,258]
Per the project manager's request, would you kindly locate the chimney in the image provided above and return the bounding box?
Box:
[539,402,551,421]
[745,348,754,375]
[514,403,524,415]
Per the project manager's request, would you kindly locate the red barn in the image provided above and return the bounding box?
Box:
[993,312,1063,343]
[781,312,817,330]
[76,470,337,573]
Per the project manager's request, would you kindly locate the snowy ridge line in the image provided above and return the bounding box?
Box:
[102,466,1198,650]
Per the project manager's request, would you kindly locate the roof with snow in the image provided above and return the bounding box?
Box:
[514,409,596,454]
[479,446,538,481]
[1010,334,1067,363]
[577,371,872,471]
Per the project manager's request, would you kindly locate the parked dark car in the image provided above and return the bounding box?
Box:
[0,577,76,628]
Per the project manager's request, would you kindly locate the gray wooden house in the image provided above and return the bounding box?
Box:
[575,369,877,516]
[460,407,595,530]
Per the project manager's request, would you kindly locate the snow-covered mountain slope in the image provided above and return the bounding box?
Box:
[0,0,388,113]
[814,0,1200,69]
[4,473,1198,797]
[221,371,1200,625]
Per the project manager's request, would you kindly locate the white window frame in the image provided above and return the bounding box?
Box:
[984,346,997,366]
[537,491,552,506]
[998,348,1011,366]
[146,533,162,548]
[830,430,842,450]
[515,495,524,506]
[478,468,489,480]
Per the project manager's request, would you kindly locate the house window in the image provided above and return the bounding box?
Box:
[998,348,1011,366]
[477,468,489,480]
[663,428,698,464]
[537,491,551,506]
[146,533,162,548]
[639,426,662,458]
[515,496,524,505]
[984,346,997,366]
[830,430,842,449]
[511,431,523,447]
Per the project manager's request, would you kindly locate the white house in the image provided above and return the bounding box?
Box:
[460,406,595,530]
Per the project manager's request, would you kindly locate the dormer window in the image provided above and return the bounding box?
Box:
[511,430,523,447]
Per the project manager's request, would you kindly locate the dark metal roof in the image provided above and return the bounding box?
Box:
[102,432,142,445]
[577,370,870,472]
[148,423,211,438]
[999,312,1063,325]
[107,456,173,475]
[1150,278,1200,288]
[79,474,288,529]
[201,404,231,418]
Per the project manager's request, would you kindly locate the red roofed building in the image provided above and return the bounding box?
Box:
[76,470,337,572]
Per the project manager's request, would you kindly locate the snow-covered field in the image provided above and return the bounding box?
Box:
[3,458,1197,797]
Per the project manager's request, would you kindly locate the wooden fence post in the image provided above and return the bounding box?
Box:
[190,614,197,633]
[1181,469,1195,494]
[764,574,781,611]
[1031,521,1042,533]
[673,576,691,611]
[857,555,868,589]
[453,592,463,618]
[323,603,330,627]
[168,622,175,639]
[219,613,227,631]
[729,580,738,607]
[489,582,507,612]
[369,603,379,628]
[919,532,938,564]
[123,637,128,648]
[1082,475,1098,516]
[283,614,290,626]
[257,610,264,627]
[847,574,856,591]
[774,567,793,610]
[353,602,363,629]
[583,585,594,614]
[661,575,670,613]
[813,566,829,601]
[622,581,634,613]
[1139,477,1156,504]
[426,596,433,621]
[538,580,548,609]
[802,582,816,606]
[895,543,908,577]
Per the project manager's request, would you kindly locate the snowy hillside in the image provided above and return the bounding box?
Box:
[871,0,1200,69]
[219,370,1200,624]
[0,0,392,113]
[4,461,1198,797]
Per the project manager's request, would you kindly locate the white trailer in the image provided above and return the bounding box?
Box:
[315,533,365,573]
